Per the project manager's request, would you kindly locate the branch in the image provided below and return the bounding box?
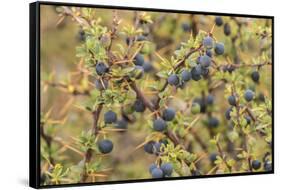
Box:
[128,80,155,112]
[155,45,203,109]
[40,123,55,166]
[81,104,103,182]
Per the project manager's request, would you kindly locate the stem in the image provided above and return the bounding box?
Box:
[128,80,155,112]
[216,141,232,172]
[155,46,203,109]
[81,104,103,182]
[40,123,55,166]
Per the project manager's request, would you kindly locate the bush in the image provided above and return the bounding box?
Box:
[40,6,272,185]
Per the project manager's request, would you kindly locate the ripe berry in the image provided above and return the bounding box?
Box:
[98,139,113,154]
[209,153,218,162]
[201,67,209,77]
[215,43,225,55]
[153,118,167,132]
[199,55,212,68]
[181,69,191,82]
[228,95,237,106]
[264,160,272,171]
[149,163,158,173]
[144,141,155,154]
[224,23,231,36]
[133,54,144,66]
[134,65,144,79]
[251,160,261,170]
[251,71,260,83]
[206,95,214,105]
[104,110,117,124]
[244,116,251,125]
[208,117,219,128]
[151,168,164,178]
[143,61,153,72]
[244,89,254,102]
[95,79,108,90]
[136,35,146,41]
[162,108,176,121]
[181,23,190,32]
[115,119,128,129]
[95,62,108,76]
[191,103,201,114]
[152,142,162,155]
[193,98,206,113]
[191,65,202,81]
[225,107,233,120]
[167,74,180,86]
[215,16,223,26]
[203,36,214,49]
[160,163,173,176]
[206,49,213,57]
[134,99,146,112]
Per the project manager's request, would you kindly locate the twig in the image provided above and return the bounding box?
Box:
[155,45,203,109]
[81,104,103,182]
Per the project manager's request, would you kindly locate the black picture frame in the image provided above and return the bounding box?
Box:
[29,1,274,189]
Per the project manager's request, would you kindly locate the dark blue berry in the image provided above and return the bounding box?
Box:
[206,95,214,105]
[98,139,113,154]
[209,153,218,162]
[191,65,202,81]
[134,99,146,112]
[203,36,214,49]
[133,54,144,66]
[95,79,108,90]
[225,107,233,120]
[152,142,162,154]
[181,69,191,82]
[215,16,223,26]
[244,89,254,102]
[251,71,260,83]
[153,118,167,131]
[162,108,176,121]
[160,163,173,176]
[206,49,213,57]
[115,119,128,129]
[151,168,164,178]
[199,55,212,68]
[208,117,219,128]
[215,43,225,55]
[149,163,158,173]
[144,141,155,154]
[228,95,236,106]
[252,160,261,170]
[104,110,117,124]
[201,66,209,77]
[224,23,231,36]
[263,160,272,171]
[143,61,153,72]
[136,35,146,41]
[95,62,108,76]
[244,116,251,125]
[167,74,180,86]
